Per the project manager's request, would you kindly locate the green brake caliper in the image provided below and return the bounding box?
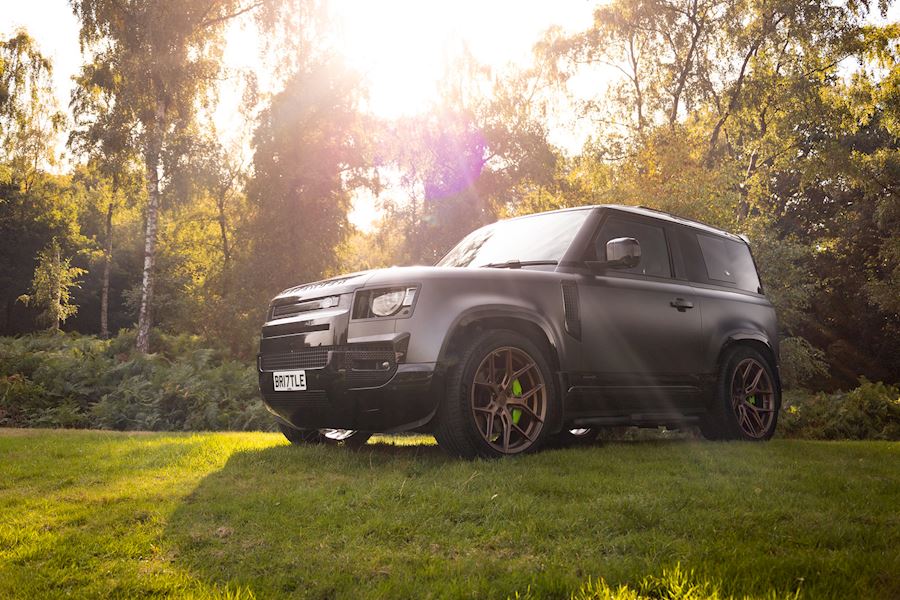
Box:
[511,379,523,425]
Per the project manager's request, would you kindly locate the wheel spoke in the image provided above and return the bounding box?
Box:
[745,366,764,395]
[746,405,765,432]
[483,410,496,439]
[511,420,535,443]
[500,412,511,452]
[506,399,544,423]
[510,361,537,382]
[474,376,497,392]
[737,404,752,433]
[741,360,754,383]
[516,383,545,403]
[499,349,514,390]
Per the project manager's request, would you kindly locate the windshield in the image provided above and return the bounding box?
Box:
[437,208,592,268]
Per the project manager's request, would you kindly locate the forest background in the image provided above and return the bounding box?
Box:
[1,0,898,432]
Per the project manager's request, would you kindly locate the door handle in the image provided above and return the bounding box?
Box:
[670,298,694,312]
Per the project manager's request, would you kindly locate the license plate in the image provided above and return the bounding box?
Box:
[273,370,307,391]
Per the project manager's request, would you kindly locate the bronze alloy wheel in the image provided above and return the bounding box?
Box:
[730,358,776,439]
[470,346,548,454]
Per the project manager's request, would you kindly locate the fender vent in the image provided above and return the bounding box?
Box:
[561,282,581,340]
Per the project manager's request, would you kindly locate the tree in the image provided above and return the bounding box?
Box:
[530,0,898,386]
[0,30,65,192]
[378,54,561,264]
[70,57,145,339]
[245,57,368,298]
[69,0,281,353]
[17,238,87,331]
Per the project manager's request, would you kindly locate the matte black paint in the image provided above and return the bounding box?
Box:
[257,205,780,433]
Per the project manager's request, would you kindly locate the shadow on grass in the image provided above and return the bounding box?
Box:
[160,435,706,598]
[162,435,897,599]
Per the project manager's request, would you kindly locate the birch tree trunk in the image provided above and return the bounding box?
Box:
[135,102,165,354]
[51,242,61,332]
[100,198,113,339]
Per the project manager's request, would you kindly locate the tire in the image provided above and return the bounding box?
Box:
[700,345,780,441]
[279,423,372,448]
[434,329,558,459]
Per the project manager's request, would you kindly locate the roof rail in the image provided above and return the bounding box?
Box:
[635,205,725,234]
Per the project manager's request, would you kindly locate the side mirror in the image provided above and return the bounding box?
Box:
[606,237,641,268]
[586,237,641,272]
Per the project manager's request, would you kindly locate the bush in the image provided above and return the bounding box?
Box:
[0,331,274,432]
[780,379,900,440]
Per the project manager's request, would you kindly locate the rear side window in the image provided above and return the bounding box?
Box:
[595,217,671,278]
[693,232,761,293]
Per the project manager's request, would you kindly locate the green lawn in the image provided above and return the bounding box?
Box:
[0,430,897,599]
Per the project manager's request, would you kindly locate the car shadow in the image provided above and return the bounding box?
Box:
[162,433,702,597]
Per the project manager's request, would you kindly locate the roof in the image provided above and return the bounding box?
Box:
[498,204,744,242]
[599,205,743,242]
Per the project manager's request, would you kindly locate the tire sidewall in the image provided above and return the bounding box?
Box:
[716,346,781,441]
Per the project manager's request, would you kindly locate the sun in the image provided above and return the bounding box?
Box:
[329,0,458,118]
[327,0,595,119]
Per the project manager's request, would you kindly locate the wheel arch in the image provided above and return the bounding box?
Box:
[716,334,782,393]
[436,307,566,434]
[437,307,562,370]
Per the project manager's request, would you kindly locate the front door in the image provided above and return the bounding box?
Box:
[576,214,704,414]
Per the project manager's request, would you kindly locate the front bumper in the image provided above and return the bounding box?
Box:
[258,343,439,432]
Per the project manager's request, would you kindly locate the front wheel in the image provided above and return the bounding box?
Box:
[701,346,780,441]
[279,423,372,448]
[434,329,557,459]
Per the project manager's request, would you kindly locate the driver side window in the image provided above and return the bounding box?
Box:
[594,217,671,278]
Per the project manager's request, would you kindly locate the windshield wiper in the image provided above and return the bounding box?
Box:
[480,260,559,269]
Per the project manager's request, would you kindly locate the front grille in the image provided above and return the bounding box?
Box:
[260,348,330,371]
[259,345,395,372]
[340,348,394,366]
[271,295,339,319]
[346,370,395,388]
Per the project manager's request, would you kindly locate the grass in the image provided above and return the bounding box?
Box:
[0,430,897,599]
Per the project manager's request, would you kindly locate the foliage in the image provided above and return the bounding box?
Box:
[0,30,65,190]
[244,57,368,296]
[780,379,900,441]
[69,0,294,353]
[1,1,899,387]
[532,0,900,387]
[1,432,897,598]
[17,238,87,330]
[778,337,828,390]
[0,332,272,431]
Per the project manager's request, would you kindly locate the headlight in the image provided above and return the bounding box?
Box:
[371,290,405,317]
[357,286,418,318]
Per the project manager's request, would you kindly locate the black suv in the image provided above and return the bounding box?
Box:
[258,205,781,457]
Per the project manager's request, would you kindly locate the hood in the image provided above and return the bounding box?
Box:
[273,270,377,302]
[273,264,561,303]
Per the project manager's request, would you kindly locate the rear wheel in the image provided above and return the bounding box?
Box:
[278,423,372,448]
[434,329,557,459]
[700,345,780,441]
[554,427,599,447]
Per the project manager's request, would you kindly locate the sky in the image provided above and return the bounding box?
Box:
[3,0,598,230]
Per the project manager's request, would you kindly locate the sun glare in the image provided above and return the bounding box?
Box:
[216,1,596,230]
